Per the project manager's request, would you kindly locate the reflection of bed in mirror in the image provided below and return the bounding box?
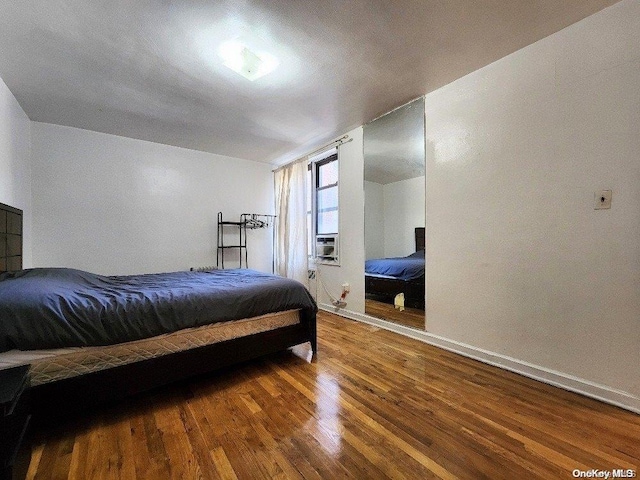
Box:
[365,227,425,309]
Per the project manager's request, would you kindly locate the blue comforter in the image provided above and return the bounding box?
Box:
[365,249,425,281]
[0,268,317,352]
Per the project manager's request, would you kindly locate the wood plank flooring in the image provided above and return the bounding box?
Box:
[27,311,640,479]
[365,298,425,330]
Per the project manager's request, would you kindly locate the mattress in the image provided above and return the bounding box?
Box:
[0,267,317,352]
[0,309,301,386]
[364,251,425,281]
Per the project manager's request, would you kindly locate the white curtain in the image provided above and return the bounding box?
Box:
[274,159,308,286]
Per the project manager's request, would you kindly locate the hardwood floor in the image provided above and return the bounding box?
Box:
[365,298,425,329]
[27,311,639,479]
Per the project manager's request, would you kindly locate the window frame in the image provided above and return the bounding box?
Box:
[308,149,339,264]
[314,153,339,235]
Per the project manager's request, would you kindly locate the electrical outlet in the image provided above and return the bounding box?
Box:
[595,190,612,210]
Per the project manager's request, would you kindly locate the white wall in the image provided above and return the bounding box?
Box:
[365,176,425,259]
[0,76,32,267]
[383,176,425,257]
[316,126,365,313]
[364,180,384,260]
[425,0,640,402]
[31,122,274,275]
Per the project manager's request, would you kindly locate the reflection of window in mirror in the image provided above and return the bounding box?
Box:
[363,97,425,330]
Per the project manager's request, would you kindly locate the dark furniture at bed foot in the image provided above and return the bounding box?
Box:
[0,365,31,480]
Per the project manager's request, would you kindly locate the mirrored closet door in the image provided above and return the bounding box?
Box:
[363,97,426,330]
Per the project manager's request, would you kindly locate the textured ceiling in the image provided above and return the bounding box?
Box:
[0,0,619,165]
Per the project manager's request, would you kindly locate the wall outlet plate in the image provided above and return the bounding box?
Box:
[595,190,612,209]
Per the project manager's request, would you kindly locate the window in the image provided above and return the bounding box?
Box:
[315,154,339,234]
[307,148,339,262]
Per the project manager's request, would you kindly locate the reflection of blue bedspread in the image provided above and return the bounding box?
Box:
[0,268,316,352]
[365,250,425,281]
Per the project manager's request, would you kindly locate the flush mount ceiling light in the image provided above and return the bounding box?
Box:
[218,40,279,81]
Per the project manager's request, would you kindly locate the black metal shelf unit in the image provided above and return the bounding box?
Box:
[216,212,247,269]
[216,212,277,270]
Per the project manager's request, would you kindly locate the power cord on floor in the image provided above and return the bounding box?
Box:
[316,267,348,309]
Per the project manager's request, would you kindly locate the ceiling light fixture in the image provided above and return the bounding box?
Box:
[218,40,279,81]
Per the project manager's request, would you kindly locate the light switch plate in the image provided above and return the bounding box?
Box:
[595,190,612,209]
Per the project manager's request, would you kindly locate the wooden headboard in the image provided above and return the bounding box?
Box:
[0,202,23,273]
[415,227,425,252]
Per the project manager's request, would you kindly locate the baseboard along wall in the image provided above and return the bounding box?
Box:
[319,303,640,415]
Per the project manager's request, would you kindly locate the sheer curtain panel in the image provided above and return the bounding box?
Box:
[274,159,308,286]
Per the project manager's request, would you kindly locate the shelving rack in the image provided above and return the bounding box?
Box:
[216,212,277,270]
[216,212,247,269]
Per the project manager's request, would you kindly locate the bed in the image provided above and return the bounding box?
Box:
[365,227,425,309]
[0,202,317,419]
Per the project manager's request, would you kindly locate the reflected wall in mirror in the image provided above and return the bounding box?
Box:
[363,97,425,330]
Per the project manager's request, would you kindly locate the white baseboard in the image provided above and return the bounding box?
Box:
[319,303,640,415]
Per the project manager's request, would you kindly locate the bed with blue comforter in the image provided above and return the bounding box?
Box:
[0,267,317,417]
[365,249,425,282]
[365,249,425,308]
[0,267,316,352]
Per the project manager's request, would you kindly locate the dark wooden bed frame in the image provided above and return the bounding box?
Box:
[0,202,316,420]
[365,227,425,309]
[32,313,316,419]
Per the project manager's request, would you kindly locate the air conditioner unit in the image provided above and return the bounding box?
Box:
[316,234,339,265]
